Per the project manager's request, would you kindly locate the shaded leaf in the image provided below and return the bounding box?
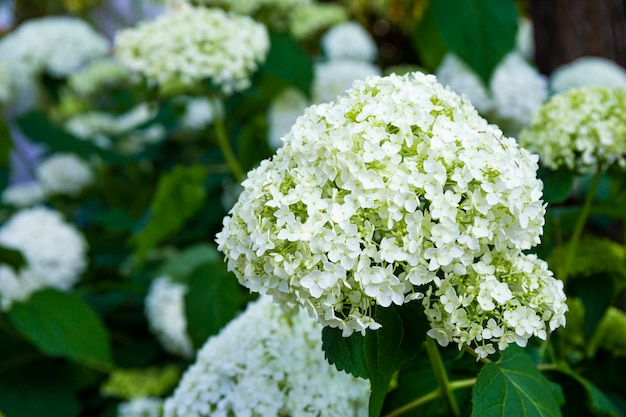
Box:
[260,31,313,96]
[430,0,518,83]
[411,2,448,70]
[565,370,622,417]
[131,164,208,261]
[472,346,564,417]
[0,244,26,271]
[538,166,576,204]
[184,262,248,349]
[8,289,113,370]
[322,302,428,417]
[157,243,220,279]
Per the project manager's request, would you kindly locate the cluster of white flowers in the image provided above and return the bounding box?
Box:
[549,57,626,94]
[144,276,194,358]
[0,16,109,94]
[117,397,163,417]
[423,252,567,358]
[519,86,626,174]
[163,295,370,417]
[179,96,219,131]
[65,104,166,153]
[0,206,88,310]
[267,87,309,149]
[217,72,565,356]
[313,60,381,104]
[114,6,269,95]
[436,52,547,134]
[1,182,45,208]
[321,21,377,62]
[288,2,348,40]
[489,52,549,133]
[35,153,94,197]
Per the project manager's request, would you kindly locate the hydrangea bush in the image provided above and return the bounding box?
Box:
[217,72,566,356]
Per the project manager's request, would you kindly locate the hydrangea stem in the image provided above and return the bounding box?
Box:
[424,338,461,416]
[213,116,244,183]
[560,169,603,280]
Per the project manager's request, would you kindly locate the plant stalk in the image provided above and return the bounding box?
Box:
[424,338,461,417]
[213,116,244,183]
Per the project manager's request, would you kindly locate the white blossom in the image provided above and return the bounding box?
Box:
[0,206,87,310]
[163,296,370,417]
[321,21,377,62]
[145,276,194,359]
[312,59,381,104]
[267,87,309,149]
[35,153,94,197]
[118,397,163,417]
[217,72,550,341]
[289,3,348,41]
[114,6,269,95]
[519,86,626,173]
[67,58,131,97]
[435,53,493,114]
[1,181,45,207]
[550,56,626,94]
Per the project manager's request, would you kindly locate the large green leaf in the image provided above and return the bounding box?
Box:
[322,302,428,417]
[260,31,313,96]
[472,346,564,417]
[184,261,248,349]
[157,243,221,279]
[564,370,622,417]
[538,166,576,204]
[131,164,208,261]
[7,289,113,370]
[430,0,518,83]
[411,1,448,70]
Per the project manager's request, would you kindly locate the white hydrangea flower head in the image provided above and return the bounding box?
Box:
[217,72,549,338]
[489,52,548,133]
[519,86,626,174]
[321,21,378,62]
[0,206,88,310]
[0,16,108,92]
[1,181,46,208]
[312,59,381,104]
[436,53,493,114]
[267,87,310,149]
[179,96,219,131]
[114,6,269,95]
[145,276,194,358]
[549,57,626,94]
[423,252,567,359]
[163,295,370,417]
[35,153,94,197]
[289,2,348,41]
[118,397,163,417]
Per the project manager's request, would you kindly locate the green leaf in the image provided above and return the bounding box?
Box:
[563,371,622,417]
[0,120,11,191]
[539,166,576,204]
[184,261,248,349]
[322,302,428,417]
[472,346,564,417]
[411,2,448,70]
[430,0,518,83]
[7,289,113,370]
[260,31,313,96]
[0,244,26,271]
[572,273,615,336]
[157,243,221,279]
[131,164,208,261]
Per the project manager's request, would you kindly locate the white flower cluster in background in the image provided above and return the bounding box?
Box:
[0,16,109,98]
[423,252,566,358]
[35,153,94,197]
[321,21,377,62]
[267,87,309,149]
[192,0,310,30]
[0,61,15,106]
[144,276,194,359]
[436,52,547,135]
[312,60,381,104]
[114,6,269,95]
[519,86,626,174]
[217,72,566,357]
[549,57,626,94]
[65,104,166,154]
[288,2,348,40]
[1,182,45,208]
[117,397,163,417]
[67,58,132,97]
[163,296,370,417]
[0,206,88,310]
[178,96,219,131]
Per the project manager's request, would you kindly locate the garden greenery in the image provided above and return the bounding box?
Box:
[1,1,626,417]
